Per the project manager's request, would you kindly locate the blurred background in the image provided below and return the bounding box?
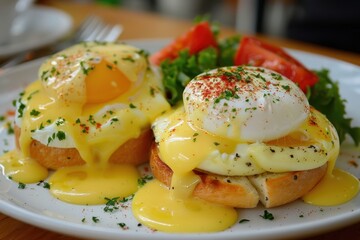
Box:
[82,0,360,54]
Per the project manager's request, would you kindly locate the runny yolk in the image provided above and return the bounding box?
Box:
[86,60,131,104]
[266,134,314,147]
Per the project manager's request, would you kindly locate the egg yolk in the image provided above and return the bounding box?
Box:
[266,132,316,147]
[85,60,131,104]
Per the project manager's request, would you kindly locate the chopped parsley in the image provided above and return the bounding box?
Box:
[30,109,40,117]
[118,222,129,230]
[271,72,283,80]
[102,110,114,118]
[18,182,26,189]
[239,219,250,223]
[88,115,96,125]
[137,49,150,59]
[214,89,239,104]
[245,107,257,112]
[119,194,134,203]
[57,131,66,141]
[138,175,153,187]
[92,216,100,223]
[129,103,137,109]
[110,117,119,125]
[104,197,120,212]
[192,132,199,142]
[16,101,26,118]
[47,131,66,145]
[41,70,49,81]
[27,90,39,100]
[80,61,93,75]
[260,210,274,220]
[37,180,51,189]
[281,85,290,91]
[55,117,65,126]
[6,122,14,135]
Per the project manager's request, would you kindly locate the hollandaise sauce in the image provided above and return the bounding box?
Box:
[49,164,139,205]
[132,108,239,232]
[303,168,360,206]
[0,150,48,183]
[132,180,238,233]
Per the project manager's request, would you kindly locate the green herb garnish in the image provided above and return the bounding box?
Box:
[18,182,26,189]
[30,109,40,117]
[92,216,100,223]
[308,69,360,145]
[104,197,120,212]
[260,210,274,220]
[138,175,153,187]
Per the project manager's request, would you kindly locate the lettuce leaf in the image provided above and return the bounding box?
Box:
[308,69,360,145]
[160,35,240,106]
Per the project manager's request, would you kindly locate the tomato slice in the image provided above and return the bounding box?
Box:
[234,36,318,92]
[150,22,218,65]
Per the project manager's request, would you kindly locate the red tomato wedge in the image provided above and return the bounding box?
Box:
[234,36,318,92]
[150,21,218,65]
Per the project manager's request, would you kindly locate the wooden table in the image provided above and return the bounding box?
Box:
[1,1,359,239]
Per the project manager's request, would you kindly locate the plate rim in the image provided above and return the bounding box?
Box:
[0,5,73,57]
[0,39,359,240]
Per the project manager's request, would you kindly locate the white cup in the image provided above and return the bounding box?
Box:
[0,0,33,45]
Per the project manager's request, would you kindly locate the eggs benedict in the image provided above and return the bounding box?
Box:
[132,66,347,232]
[1,42,171,204]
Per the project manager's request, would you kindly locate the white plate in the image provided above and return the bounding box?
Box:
[0,39,359,240]
[0,5,72,58]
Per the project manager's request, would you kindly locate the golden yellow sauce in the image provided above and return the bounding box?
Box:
[300,111,359,206]
[153,107,339,177]
[49,164,139,205]
[0,150,48,183]
[132,107,238,232]
[303,168,360,206]
[170,172,200,199]
[132,180,238,233]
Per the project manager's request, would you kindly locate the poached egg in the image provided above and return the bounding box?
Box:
[1,42,171,204]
